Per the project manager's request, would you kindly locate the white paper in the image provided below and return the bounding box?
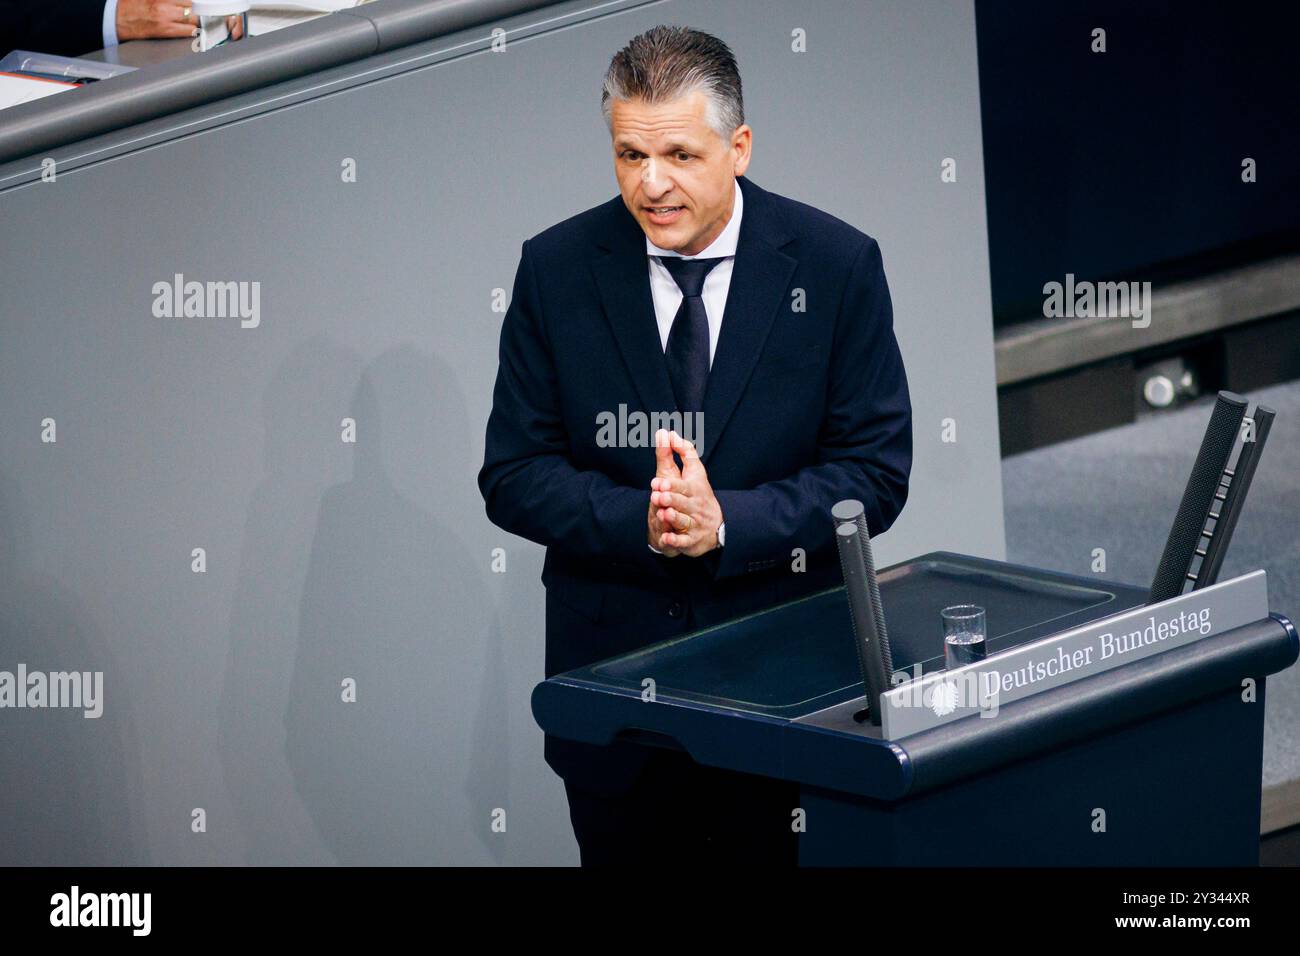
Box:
[0,72,77,110]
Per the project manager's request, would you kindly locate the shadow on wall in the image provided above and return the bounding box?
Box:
[238,344,508,865]
[217,336,360,865]
[0,471,150,865]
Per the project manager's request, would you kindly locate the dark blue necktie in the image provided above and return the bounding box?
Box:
[657,256,725,416]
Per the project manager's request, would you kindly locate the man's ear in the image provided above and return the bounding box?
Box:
[731,124,752,176]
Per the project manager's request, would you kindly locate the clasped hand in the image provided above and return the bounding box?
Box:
[646,429,723,558]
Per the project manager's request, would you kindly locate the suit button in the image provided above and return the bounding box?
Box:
[667,601,684,619]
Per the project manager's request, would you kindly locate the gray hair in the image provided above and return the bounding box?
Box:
[601,25,744,141]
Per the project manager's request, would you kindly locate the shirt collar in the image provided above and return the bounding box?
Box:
[645,177,743,260]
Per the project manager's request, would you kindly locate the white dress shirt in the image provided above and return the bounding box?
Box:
[645,176,743,369]
[102,1,120,48]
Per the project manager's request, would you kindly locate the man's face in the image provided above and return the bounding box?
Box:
[610,90,751,256]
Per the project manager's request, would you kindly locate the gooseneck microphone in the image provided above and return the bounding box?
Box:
[832,499,893,674]
[1149,391,1276,603]
[833,499,894,726]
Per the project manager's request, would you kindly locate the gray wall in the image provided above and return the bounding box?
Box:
[0,0,1000,865]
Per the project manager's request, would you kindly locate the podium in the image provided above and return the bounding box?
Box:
[532,552,1298,865]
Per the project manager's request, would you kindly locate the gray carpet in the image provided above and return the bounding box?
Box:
[1002,380,1300,791]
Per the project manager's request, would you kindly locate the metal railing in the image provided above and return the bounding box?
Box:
[0,0,554,165]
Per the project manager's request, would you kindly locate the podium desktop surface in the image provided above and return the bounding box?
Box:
[533,552,1161,797]
[580,552,1145,719]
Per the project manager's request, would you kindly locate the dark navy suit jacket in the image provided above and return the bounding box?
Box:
[479,175,912,794]
[0,0,108,58]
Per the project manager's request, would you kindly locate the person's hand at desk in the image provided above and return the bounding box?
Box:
[115,0,243,42]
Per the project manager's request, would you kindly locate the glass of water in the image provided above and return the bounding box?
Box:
[942,605,987,668]
[193,0,250,51]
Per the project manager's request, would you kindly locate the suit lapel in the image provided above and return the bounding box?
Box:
[590,203,678,418]
[589,176,797,461]
[700,177,796,462]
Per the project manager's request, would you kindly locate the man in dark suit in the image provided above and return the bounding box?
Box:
[479,24,911,865]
